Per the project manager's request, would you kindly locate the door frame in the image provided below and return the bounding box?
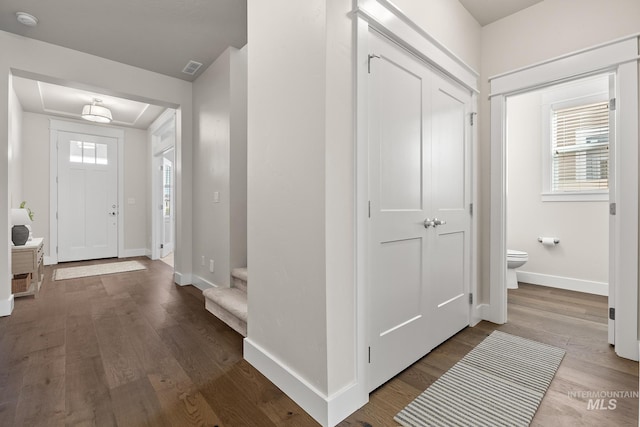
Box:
[49,119,124,265]
[354,0,480,406]
[487,35,639,360]
[149,109,176,261]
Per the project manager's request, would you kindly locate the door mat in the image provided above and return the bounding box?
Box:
[53,260,146,280]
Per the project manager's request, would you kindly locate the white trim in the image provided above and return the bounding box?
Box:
[173,271,191,286]
[48,119,125,264]
[191,274,217,291]
[353,0,478,93]
[120,248,148,258]
[541,192,609,202]
[516,271,608,296]
[0,294,14,317]
[489,35,640,97]
[244,338,367,427]
[489,36,638,361]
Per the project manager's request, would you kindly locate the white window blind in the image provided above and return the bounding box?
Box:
[551,101,609,192]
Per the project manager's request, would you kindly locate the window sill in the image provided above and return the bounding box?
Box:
[541,191,609,202]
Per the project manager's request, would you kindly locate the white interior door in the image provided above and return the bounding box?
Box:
[368,30,471,391]
[57,131,118,262]
[429,73,472,346]
[161,153,174,258]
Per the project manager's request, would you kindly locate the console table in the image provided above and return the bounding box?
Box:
[11,237,44,297]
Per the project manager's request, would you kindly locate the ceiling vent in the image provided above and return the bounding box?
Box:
[182,60,203,76]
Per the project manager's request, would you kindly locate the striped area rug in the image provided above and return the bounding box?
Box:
[395,331,565,427]
[53,260,146,280]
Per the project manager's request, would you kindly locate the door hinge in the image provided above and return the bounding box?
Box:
[469,203,473,215]
[610,203,616,215]
[160,244,164,249]
[56,246,58,254]
[368,54,380,74]
[609,307,615,320]
[56,211,58,219]
[470,112,477,126]
[368,346,371,363]
[609,98,616,111]
[469,293,473,305]
[368,201,371,218]
[160,165,164,171]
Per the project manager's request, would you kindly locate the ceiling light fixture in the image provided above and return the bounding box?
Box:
[81,99,113,123]
[16,12,38,27]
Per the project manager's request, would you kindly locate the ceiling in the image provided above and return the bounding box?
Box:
[12,76,167,129]
[1,0,539,127]
[0,0,247,82]
[458,0,544,26]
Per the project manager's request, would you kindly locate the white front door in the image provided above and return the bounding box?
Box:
[368,30,472,391]
[57,131,118,262]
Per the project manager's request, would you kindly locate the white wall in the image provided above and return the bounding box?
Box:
[0,30,193,314]
[8,81,22,208]
[192,46,247,288]
[478,0,640,303]
[246,0,480,425]
[507,91,608,288]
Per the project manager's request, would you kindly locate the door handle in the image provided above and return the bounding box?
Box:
[108,212,117,217]
[423,218,435,228]
[433,218,446,226]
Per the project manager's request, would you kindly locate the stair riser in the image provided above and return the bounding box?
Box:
[205,298,247,337]
[232,277,247,292]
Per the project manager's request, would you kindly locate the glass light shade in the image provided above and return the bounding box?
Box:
[81,104,113,123]
[11,208,31,225]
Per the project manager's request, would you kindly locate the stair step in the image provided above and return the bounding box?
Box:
[203,287,247,337]
[231,267,248,292]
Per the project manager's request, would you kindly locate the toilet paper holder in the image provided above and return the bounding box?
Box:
[538,237,560,244]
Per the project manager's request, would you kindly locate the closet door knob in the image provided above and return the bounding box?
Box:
[433,218,446,226]
[423,218,435,228]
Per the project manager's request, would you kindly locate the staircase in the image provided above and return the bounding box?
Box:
[203,268,248,337]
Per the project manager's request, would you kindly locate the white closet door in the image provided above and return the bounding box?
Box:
[368,30,471,391]
[58,131,118,262]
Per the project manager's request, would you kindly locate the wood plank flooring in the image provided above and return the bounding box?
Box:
[0,260,637,426]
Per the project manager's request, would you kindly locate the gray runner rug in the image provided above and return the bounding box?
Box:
[395,330,565,427]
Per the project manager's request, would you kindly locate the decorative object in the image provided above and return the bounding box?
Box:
[11,208,31,246]
[53,260,146,280]
[394,331,565,427]
[81,99,112,123]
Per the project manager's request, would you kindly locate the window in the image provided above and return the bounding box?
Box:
[70,140,108,165]
[541,75,611,201]
[551,101,609,191]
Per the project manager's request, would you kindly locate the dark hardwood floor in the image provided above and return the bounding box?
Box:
[0,259,637,426]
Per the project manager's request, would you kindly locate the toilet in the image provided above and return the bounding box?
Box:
[507,249,528,289]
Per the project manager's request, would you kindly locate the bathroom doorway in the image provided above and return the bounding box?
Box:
[505,73,612,336]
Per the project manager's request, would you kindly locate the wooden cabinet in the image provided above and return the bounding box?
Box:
[12,237,44,297]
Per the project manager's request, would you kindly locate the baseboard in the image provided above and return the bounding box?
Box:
[517,271,608,296]
[243,338,367,427]
[192,274,217,291]
[120,248,148,258]
[0,294,14,317]
[173,271,192,286]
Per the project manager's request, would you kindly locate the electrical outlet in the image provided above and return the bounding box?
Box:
[209,259,214,273]
[201,256,205,266]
